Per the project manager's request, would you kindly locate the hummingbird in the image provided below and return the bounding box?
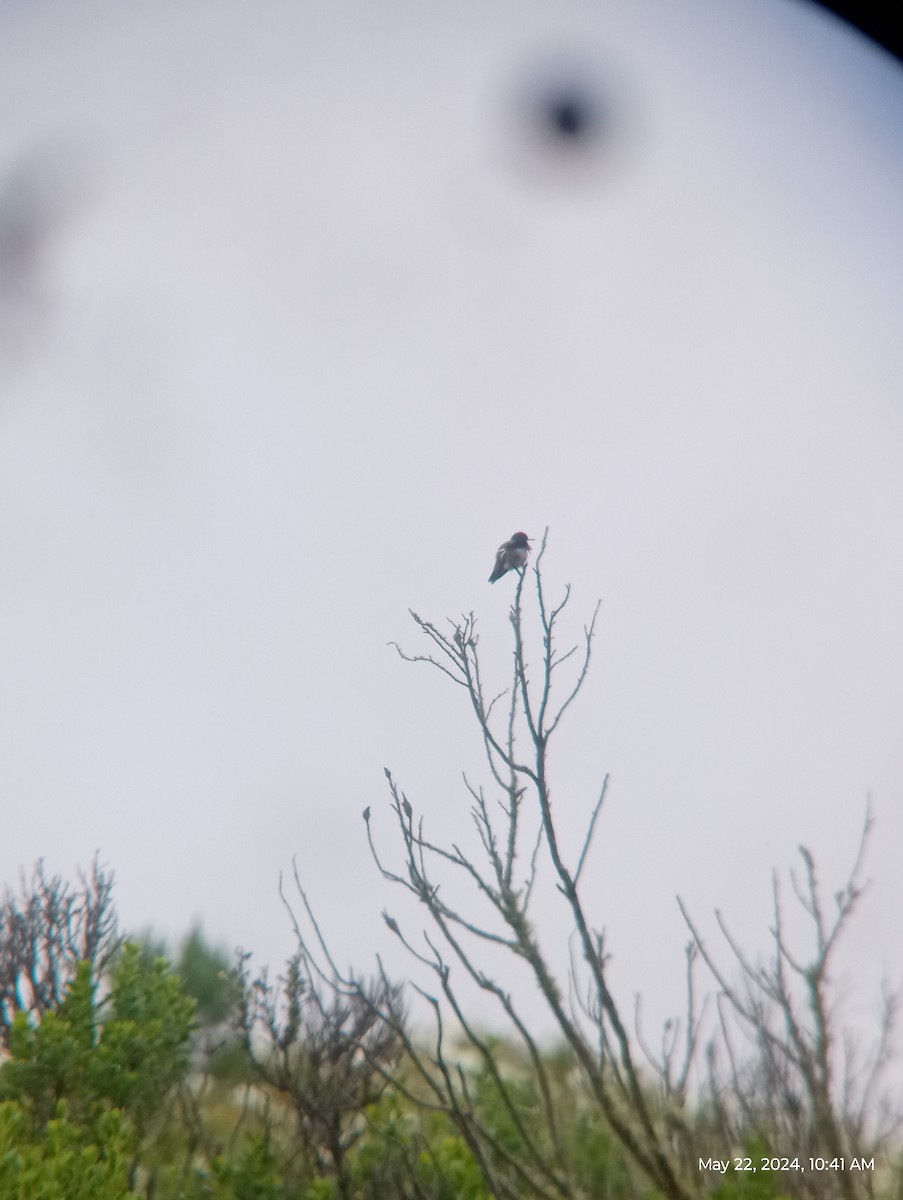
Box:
[489,532,532,583]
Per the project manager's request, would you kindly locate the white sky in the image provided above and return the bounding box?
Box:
[1,0,902,1057]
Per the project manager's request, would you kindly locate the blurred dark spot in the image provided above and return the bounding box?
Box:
[502,58,631,187]
[0,145,88,294]
[0,163,55,294]
[538,85,602,145]
[0,146,87,354]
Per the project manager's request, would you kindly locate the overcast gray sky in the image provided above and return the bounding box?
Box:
[1,0,901,1045]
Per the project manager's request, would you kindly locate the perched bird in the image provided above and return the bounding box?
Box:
[489,531,532,583]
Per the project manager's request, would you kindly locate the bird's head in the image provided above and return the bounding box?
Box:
[511,532,531,547]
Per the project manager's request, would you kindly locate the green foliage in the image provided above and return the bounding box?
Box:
[134,925,239,1031]
[3,945,194,1137]
[2,889,898,1200]
[174,925,239,1027]
[464,1040,639,1198]
[94,944,195,1130]
[3,962,98,1127]
[0,1102,138,1200]
[208,1132,285,1200]
[420,1131,491,1200]
[336,1089,486,1200]
[0,943,195,1198]
[709,1136,792,1200]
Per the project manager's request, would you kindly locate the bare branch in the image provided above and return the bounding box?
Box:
[0,854,120,1047]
